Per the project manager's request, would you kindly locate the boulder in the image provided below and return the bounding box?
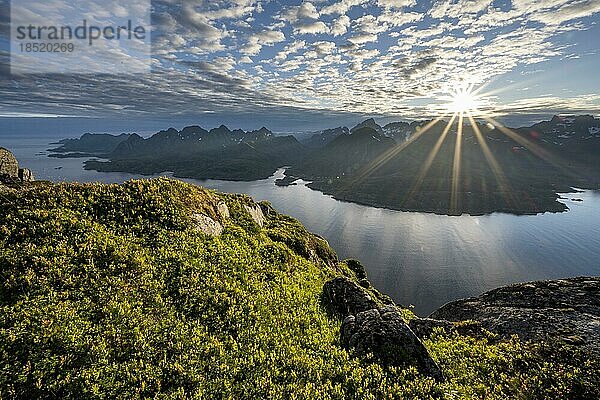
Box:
[0,147,19,180]
[258,201,275,217]
[244,204,265,227]
[192,213,223,236]
[430,277,600,355]
[0,148,34,183]
[323,277,377,316]
[342,306,445,381]
[216,201,230,219]
[345,259,367,279]
[19,168,34,182]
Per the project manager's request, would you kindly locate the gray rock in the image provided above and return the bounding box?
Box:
[216,201,230,219]
[18,168,34,182]
[345,259,367,280]
[192,213,223,236]
[258,201,275,217]
[342,306,445,381]
[323,277,378,316]
[0,147,19,181]
[244,204,265,227]
[430,277,600,355]
[0,148,34,183]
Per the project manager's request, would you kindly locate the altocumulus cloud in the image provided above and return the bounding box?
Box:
[1,0,600,126]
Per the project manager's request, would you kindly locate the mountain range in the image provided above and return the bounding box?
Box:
[48,114,600,215]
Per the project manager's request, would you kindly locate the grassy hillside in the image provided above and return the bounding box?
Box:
[0,179,597,399]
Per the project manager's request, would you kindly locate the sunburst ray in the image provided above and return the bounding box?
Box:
[467,114,514,207]
[350,116,446,185]
[404,113,458,204]
[450,113,464,214]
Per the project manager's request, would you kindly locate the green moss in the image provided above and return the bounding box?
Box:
[0,179,596,399]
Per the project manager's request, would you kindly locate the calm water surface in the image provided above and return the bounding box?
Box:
[3,134,600,315]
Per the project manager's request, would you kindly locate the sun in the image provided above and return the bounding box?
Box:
[442,84,482,114]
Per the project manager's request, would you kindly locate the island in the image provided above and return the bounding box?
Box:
[49,115,600,216]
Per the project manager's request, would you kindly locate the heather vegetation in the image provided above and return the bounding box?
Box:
[0,179,597,399]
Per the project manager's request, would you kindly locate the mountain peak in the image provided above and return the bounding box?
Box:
[351,118,383,133]
[253,127,272,135]
[210,125,231,134]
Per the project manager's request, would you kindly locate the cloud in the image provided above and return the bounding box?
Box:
[313,41,336,55]
[376,0,416,9]
[321,0,369,16]
[240,30,286,55]
[280,2,320,23]
[275,40,307,61]
[295,21,330,34]
[430,0,493,19]
[2,0,600,123]
[347,33,378,44]
[531,0,600,25]
[378,10,422,27]
[181,4,227,42]
[353,15,387,34]
[279,2,330,35]
[331,15,351,36]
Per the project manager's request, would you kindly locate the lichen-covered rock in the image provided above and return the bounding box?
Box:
[18,168,34,182]
[244,203,265,227]
[430,277,600,355]
[0,147,19,180]
[342,306,445,381]
[192,213,223,236]
[322,276,378,316]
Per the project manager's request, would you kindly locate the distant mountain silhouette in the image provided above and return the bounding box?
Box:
[288,115,600,215]
[298,127,395,178]
[53,125,304,181]
[351,118,383,134]
[300,127,349,148]
[50,115,600,215]
[50,133,132,156]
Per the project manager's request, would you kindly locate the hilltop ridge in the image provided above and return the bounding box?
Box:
[0,179,598,398]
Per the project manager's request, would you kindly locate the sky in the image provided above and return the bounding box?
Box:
[1,0,600,134]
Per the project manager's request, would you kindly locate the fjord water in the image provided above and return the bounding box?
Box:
[4,134,600,315]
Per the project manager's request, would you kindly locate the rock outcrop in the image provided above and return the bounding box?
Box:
[345,259,367,280]
[0,147,34,183]
[192,213,223,236]
[342,306,445,381]
[0,147,19,178]
[430,277,600,355]
[244,203,265,227]
[192,201,231,236]
[323,277,378,316]
[323,276,444,381]
[216,201,230,219]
